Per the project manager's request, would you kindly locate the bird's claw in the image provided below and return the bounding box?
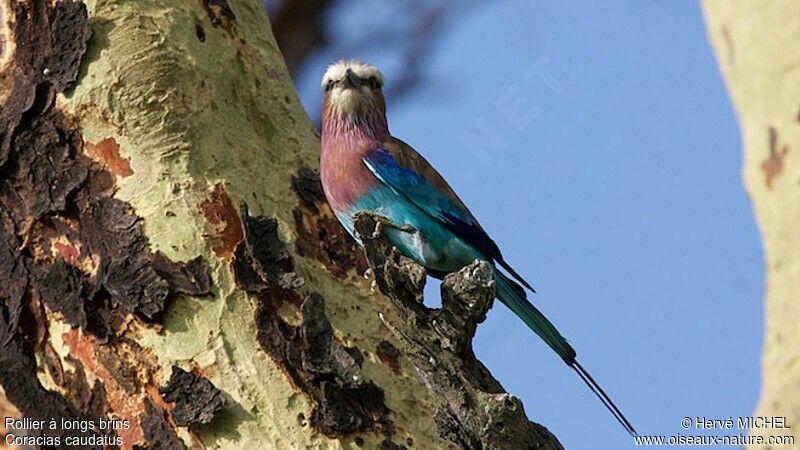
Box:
[371,220,383,239]
[372,216,415,236]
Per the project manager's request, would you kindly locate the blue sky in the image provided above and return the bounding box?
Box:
[293,1,763,448]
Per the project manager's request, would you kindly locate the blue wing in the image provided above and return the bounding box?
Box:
[365,141,637,436]
[363,139,534,291]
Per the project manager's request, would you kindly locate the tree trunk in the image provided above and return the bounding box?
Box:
[0,1,562,448]
[703,2,800,448]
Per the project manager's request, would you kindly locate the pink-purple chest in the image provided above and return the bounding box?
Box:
[320,140,381,214]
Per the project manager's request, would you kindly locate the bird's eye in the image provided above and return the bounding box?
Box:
[325,80,334,91]
[368,76,381,89]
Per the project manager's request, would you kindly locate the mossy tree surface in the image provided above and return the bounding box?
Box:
[704,2,800,448]
[0,0,562,449]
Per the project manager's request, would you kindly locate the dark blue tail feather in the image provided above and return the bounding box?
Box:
[494,272,637,436]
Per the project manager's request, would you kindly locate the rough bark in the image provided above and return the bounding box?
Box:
[703,2,800,448]
[0,0,561,449]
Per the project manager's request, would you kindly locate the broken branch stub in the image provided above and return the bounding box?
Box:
[353,212,427,312]
[353,212,562,450]
[436,261,495,356]
[353,211,494,354]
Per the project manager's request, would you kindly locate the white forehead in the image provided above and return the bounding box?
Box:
[321,60,384,88]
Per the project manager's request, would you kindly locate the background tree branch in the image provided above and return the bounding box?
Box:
[268,0,485,124]
[703,2,800,447]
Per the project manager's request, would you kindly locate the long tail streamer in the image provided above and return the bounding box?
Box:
[495,271,637,436]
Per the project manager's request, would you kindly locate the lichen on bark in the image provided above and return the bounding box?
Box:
[0,1,216,448]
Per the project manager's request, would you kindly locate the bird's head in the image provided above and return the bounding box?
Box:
[321,60,388,136]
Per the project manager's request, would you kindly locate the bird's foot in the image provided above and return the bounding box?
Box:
[371,220,383,239]
[397,224,415,232]
[368,215,414,238]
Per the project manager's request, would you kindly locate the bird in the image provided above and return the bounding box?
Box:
[318,59,636,436]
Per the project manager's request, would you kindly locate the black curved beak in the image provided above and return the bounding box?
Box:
[344,69,362,89]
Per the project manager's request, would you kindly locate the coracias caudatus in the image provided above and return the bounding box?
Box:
[319,60,636,436]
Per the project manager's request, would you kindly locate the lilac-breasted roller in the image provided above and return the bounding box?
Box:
[319,60,636,436]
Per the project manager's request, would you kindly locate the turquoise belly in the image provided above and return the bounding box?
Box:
[339,186,483,273]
